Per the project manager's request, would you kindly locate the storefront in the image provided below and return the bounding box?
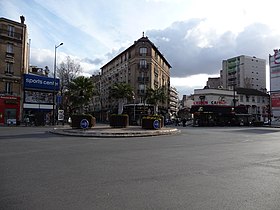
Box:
[190,105,249,126]
[23,74,59,126]
[0,96,20,125]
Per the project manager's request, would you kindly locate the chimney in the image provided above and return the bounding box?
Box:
[20,15,25,24]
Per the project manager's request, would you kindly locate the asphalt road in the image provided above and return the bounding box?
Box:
[1,126,280,210]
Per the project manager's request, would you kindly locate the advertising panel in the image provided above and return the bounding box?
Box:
[25,90,53,104]
[270,50,280,90]
[24,74,59,91]
[271,92,280,109]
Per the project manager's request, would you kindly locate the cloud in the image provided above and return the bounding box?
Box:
[81,58,103,65]
[147,20,280,77]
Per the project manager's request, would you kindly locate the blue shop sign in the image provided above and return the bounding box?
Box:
[24,74,60,91]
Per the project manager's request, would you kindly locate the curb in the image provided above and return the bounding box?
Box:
[50,127,180,138]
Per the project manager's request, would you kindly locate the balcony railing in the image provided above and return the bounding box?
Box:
[6,52,14,58]
[137,89,146,95]
[138,64,149,70]
[4,71,14,75]
[0,29,22,40]
[137,77,149,83]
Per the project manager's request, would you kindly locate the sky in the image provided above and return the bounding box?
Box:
[1,0,280,98]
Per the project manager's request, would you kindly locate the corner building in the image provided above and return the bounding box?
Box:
[100,36,171,117]
[0,16,29,125]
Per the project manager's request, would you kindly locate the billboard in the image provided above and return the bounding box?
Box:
[24,90,53,104]
[271,92,280,109]
[24,74,59,91]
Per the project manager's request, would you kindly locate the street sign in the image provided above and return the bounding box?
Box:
[153,120,160,129]
[80,119,89,129]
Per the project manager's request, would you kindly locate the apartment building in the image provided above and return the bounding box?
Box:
[0,16,29,125]
[220,55,266,91]
[169,86,179,117]
[100,35,171,115]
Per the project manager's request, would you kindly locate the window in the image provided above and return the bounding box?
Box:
[140,59,147,68]
[5,82,12,94]
[8,25,15,37]
[139,47,147,55]
[246,96,249,102]
[6,63,13,73]
[240,95,243,102]
[7,43,14,53]
[252,96,255,102]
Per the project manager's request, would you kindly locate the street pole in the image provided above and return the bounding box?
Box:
[53,43,63,125]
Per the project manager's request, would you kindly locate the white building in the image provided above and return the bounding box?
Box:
[169,86,179,118]
[191,87,269,126]
[221,55,266,91]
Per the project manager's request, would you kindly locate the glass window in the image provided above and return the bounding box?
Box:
[240,95,243,102]
[6,63,13,73]
[140,59,147,68]
[7,43,13,53]
[5,82,12,93]
[7,25,15,37]
[139,47,147,55]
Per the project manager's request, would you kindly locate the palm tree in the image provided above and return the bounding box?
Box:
[67,76,94,114]
[109,82,134,114]
[145,86,168,114]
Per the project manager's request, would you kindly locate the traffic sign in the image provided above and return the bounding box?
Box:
[80,119,89,129]
[153,120,160,129]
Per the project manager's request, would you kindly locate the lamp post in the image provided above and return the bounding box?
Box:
[132,91,136,124]
[53,42,63,125]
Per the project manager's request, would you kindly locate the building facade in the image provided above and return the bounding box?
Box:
[206,77,221,89]
[191,87,269,126]
[220,55,266,91]
[169,86,179,118]
[100,35,171,118]
[0,16,29,125]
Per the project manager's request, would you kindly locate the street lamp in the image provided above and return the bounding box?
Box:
[53,42,63,125]
[132,91,136,124]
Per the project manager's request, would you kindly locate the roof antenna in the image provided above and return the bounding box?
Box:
[142,31,144,37]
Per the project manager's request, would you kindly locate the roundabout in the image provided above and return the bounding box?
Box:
[50,124,180,137]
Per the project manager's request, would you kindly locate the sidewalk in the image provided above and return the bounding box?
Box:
[50,124,180,137]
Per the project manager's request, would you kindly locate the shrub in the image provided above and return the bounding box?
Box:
[110,114,129,128]
[71,114,96,128]
[142,115,163,129]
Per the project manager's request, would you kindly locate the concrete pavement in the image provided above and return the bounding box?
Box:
[50,124,180,137]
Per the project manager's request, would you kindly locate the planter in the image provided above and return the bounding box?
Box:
[142,116,163,129]
[110,114,129,128]
[71,114,96,128]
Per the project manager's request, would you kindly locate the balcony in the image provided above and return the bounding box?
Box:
[4,71,14,76]
[137,89,146,95]
[6,52,14,58]
[138,64,149,70]
[0,91,16,96]
[0,29,22,41]
[137,77,149,83]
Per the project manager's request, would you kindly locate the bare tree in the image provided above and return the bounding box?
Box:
[56,56,82,117]
[57,56,82,94]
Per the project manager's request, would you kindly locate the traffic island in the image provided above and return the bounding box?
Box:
[50,124,180,137]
